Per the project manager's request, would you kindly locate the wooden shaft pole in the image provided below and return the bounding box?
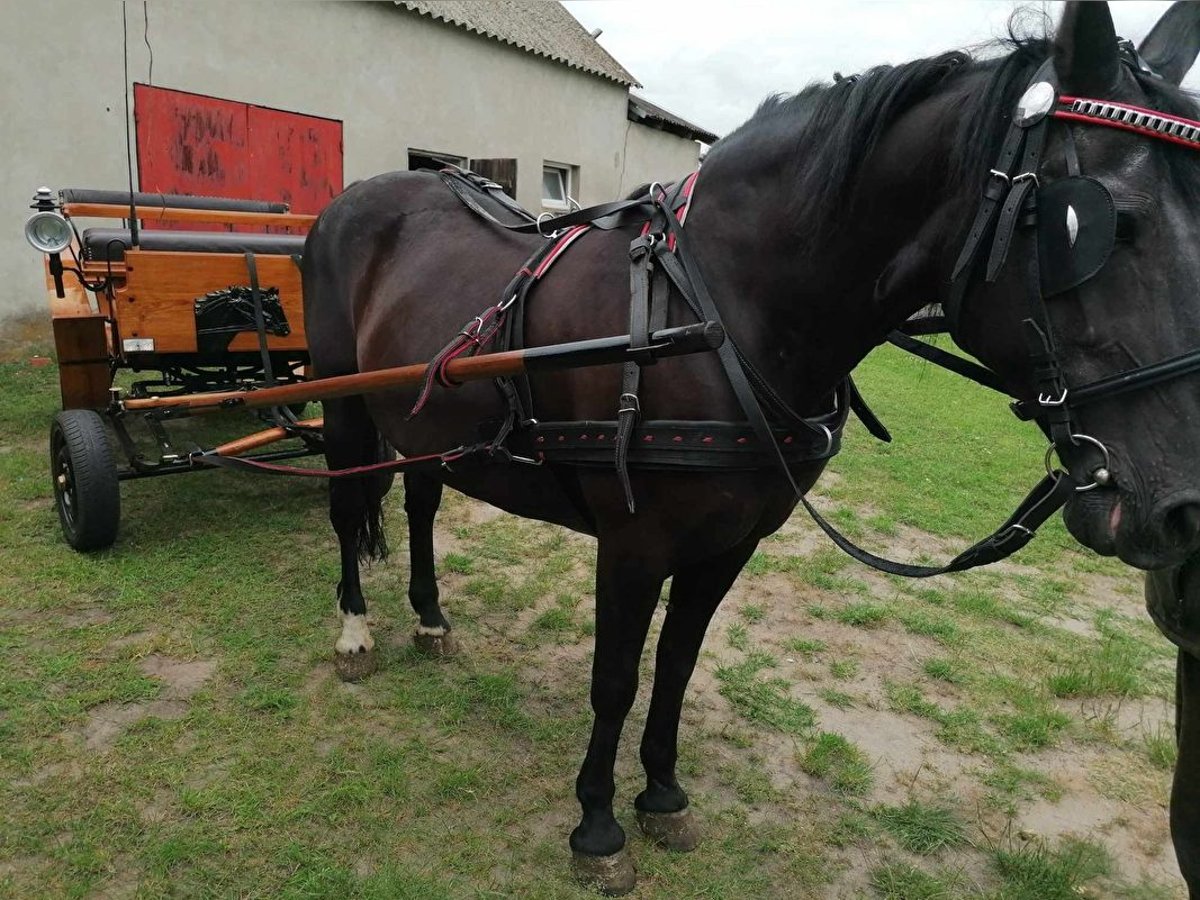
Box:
[212,418,323,457]
[121,349,529,414]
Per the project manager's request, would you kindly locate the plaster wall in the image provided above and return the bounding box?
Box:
[0,0,701,319]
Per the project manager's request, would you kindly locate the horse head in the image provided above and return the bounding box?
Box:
[941,2,1200,569]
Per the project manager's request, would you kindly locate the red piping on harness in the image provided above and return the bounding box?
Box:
[1054,95,1200,151]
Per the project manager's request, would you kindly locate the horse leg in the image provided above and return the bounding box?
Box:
[636,537,758,852]
[1173,648,1200,897]
[325,395,389,682]
[570,542,665,896]
[403,472,457,656]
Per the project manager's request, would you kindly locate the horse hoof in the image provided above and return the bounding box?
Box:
[413,629,458,657]
[334,648,377,682]
[636,807,701,852]
[570,848,636,896]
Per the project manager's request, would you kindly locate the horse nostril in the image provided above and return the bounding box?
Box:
[1162,500,1200,550]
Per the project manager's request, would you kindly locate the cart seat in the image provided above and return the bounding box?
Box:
[81,228,306,262]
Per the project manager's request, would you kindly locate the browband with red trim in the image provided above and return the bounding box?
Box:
[1054,95,1200,150]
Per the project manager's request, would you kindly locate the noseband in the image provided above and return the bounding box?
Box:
[948,56,1200,493]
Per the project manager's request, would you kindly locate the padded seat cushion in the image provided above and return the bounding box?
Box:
[61,188,288,213]
[82,227,306,261]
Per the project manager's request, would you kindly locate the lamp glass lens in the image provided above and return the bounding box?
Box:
[26,213,71,252]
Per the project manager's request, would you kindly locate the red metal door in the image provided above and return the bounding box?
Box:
[248,105,343,214]
[133,84,342,228]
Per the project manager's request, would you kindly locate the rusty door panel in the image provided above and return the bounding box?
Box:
[133,84,343,232]
[248,105,343,215]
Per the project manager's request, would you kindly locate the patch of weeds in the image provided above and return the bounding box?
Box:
[818,687,854,709]
[784,637,827,658]
[462,575,508,608]
[800,732,874,795]
[239,685,298,717]
[992,835,1112,899]
[874,800,966,855]
[440,552,474,575]
[886,682,1000,755]
[898,610,961,645]
[432,765,487,801]
[829,809,875,847]
[716,653,815,735]
[530,606,573,634]
[870,860,963,899]
[867,513,899,537]
[809,603,830,620]
[836,602,889,628]
[922,657,963,684]
[951,588,1034,628]
[830,658,859,680]
[1143,724,1177,771]
[981,763,1060,808]
[740,604,766,624]
[1047,614,1161,699]
[721,762,781,805]
[727,622,749,652]
[993,700,1070,751]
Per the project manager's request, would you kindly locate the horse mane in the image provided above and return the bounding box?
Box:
[705,19,1200,245]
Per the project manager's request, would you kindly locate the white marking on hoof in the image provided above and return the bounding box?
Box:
[336,611,375,655]
[415,624,447,636]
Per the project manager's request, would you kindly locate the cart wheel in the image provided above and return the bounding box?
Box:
[49,410,120,552]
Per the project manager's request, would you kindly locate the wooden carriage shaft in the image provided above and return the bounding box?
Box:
[119,322,724,415]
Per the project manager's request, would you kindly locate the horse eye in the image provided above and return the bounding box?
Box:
[1115,211,1138,243]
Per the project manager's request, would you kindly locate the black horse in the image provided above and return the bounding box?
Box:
[303,3,1200,893]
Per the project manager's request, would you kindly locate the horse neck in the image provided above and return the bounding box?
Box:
[685,115,955,410]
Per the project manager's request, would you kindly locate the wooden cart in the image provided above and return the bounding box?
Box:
[25,187,722,552]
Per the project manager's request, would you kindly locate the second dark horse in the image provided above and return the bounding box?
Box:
[303,4,1200,893]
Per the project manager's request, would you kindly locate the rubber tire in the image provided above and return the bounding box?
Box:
[50,410,120,552]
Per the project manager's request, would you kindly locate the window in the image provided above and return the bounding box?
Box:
[408,149,467,172]
[542,162,573,210]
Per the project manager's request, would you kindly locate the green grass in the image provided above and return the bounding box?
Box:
[0,338,1178,898]
[715,653,816,735]
[870,860,965,899]
[991,835,1112,899]
[874,800,967,855]
[799,732,874,795]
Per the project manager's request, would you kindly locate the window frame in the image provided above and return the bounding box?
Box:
[542,162,573,211]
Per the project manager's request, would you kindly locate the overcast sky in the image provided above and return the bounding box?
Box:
[561,1,1194,139]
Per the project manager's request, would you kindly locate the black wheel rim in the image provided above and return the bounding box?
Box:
[53,437,77,534]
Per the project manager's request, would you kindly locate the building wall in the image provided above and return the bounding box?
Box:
[0,0,701,319]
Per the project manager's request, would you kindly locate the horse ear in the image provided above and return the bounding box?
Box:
[1137,1,1200,85]
[1054,1,1120,96]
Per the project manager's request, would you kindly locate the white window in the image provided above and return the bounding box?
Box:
[542,162,573,210]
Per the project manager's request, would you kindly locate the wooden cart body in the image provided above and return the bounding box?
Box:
[46,192,315,410]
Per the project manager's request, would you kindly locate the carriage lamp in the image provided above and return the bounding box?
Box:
[26,187,72,298]
[24,210,72,254]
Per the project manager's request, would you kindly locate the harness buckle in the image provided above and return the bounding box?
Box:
[988,169,1011,186]
[618,392,641,416]
[498,293,519,312]
[1012,172,1040,187]
[1037,387,1068,407]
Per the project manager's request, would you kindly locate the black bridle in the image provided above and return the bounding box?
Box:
[937,54,1200,496]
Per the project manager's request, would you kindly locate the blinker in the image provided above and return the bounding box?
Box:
[1015,81,1055,127]
[1036,177,1116,297]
